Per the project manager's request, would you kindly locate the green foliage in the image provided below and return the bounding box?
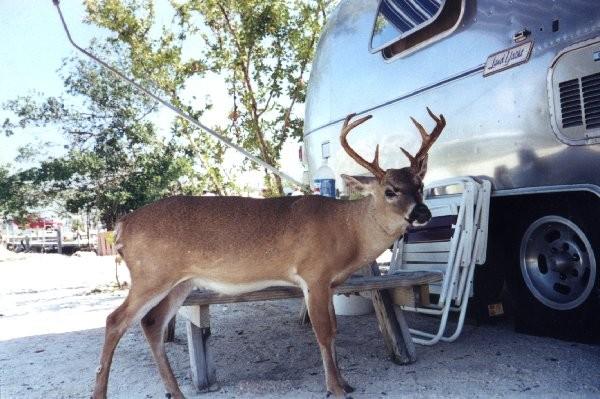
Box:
[2,0,333,226]
[85,0,333,195]
[0,165,41,224]
[2,43,205,229]
[104,230,116,245]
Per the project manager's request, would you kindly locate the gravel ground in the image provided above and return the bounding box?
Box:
[1,250,599,399]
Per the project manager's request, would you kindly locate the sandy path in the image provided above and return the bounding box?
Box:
[1,252,599,398]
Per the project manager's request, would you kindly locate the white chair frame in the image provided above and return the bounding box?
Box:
[389,177,491,345]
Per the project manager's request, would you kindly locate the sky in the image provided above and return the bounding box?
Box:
[0,1,305,189]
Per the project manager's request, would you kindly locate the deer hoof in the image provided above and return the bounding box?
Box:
[343,383,355,393]
[326,390,352,399]
[165,392,185,399]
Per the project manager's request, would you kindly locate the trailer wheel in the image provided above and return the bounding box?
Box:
[507,211,600,342]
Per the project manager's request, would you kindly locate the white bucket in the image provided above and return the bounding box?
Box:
[333,293,374,316]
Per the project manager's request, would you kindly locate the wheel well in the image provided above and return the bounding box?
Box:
[490,191,600,342]
[487,191,600,268]
[476,190,599,298]
[489,190,600,239]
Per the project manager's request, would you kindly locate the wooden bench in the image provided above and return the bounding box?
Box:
[177,264,442,391]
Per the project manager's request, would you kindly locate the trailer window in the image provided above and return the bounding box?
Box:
[370,0,465,59]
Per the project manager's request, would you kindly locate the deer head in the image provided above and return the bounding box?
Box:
[340,107,446,227]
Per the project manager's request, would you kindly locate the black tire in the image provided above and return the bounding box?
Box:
[506,203,600,343]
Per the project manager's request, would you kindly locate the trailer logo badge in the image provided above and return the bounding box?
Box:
[483,41,533,77]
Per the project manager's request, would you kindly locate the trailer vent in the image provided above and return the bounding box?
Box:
[558,79,583,128]
[549,39,600,144]
[582,72,600,129]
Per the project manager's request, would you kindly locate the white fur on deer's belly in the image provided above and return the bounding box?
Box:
[192,278,296,295]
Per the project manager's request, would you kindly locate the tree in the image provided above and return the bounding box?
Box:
[2,42,209,229]
[0,164,43,224]
[2,0,333,226]
[85,0,333,195]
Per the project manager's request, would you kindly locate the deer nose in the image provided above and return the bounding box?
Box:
[409,203,431,225]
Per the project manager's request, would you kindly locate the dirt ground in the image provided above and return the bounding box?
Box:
[1,250,599,398]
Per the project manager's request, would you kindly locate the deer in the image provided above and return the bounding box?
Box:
[92,107,446,399]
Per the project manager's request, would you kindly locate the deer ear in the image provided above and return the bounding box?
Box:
[415,156,428,179]
[341,174,378,195]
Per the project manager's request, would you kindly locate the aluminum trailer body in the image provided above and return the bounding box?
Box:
[303,0,600,341]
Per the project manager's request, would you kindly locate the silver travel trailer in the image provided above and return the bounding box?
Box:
[303,0,600,341]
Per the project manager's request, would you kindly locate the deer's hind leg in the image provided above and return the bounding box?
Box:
[141,280,195,399]
[93,278,174,399]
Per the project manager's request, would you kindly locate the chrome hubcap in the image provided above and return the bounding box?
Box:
[520,216,596,310]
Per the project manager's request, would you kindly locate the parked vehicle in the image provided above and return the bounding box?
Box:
[303,0,600,342]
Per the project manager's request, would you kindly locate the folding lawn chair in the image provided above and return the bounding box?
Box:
[389,176,491,345]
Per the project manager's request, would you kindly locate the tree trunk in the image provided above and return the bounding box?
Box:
[102,215,116,231]
[273,173,283,196]
[262,171,284,197]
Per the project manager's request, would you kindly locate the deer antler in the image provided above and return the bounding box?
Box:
[401,107,446,168]
[340,113,385,181]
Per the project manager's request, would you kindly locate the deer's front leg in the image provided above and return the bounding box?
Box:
[305,285,350,398]
[328,296,354,394]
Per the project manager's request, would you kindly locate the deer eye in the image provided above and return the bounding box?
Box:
[384,189,397,198]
